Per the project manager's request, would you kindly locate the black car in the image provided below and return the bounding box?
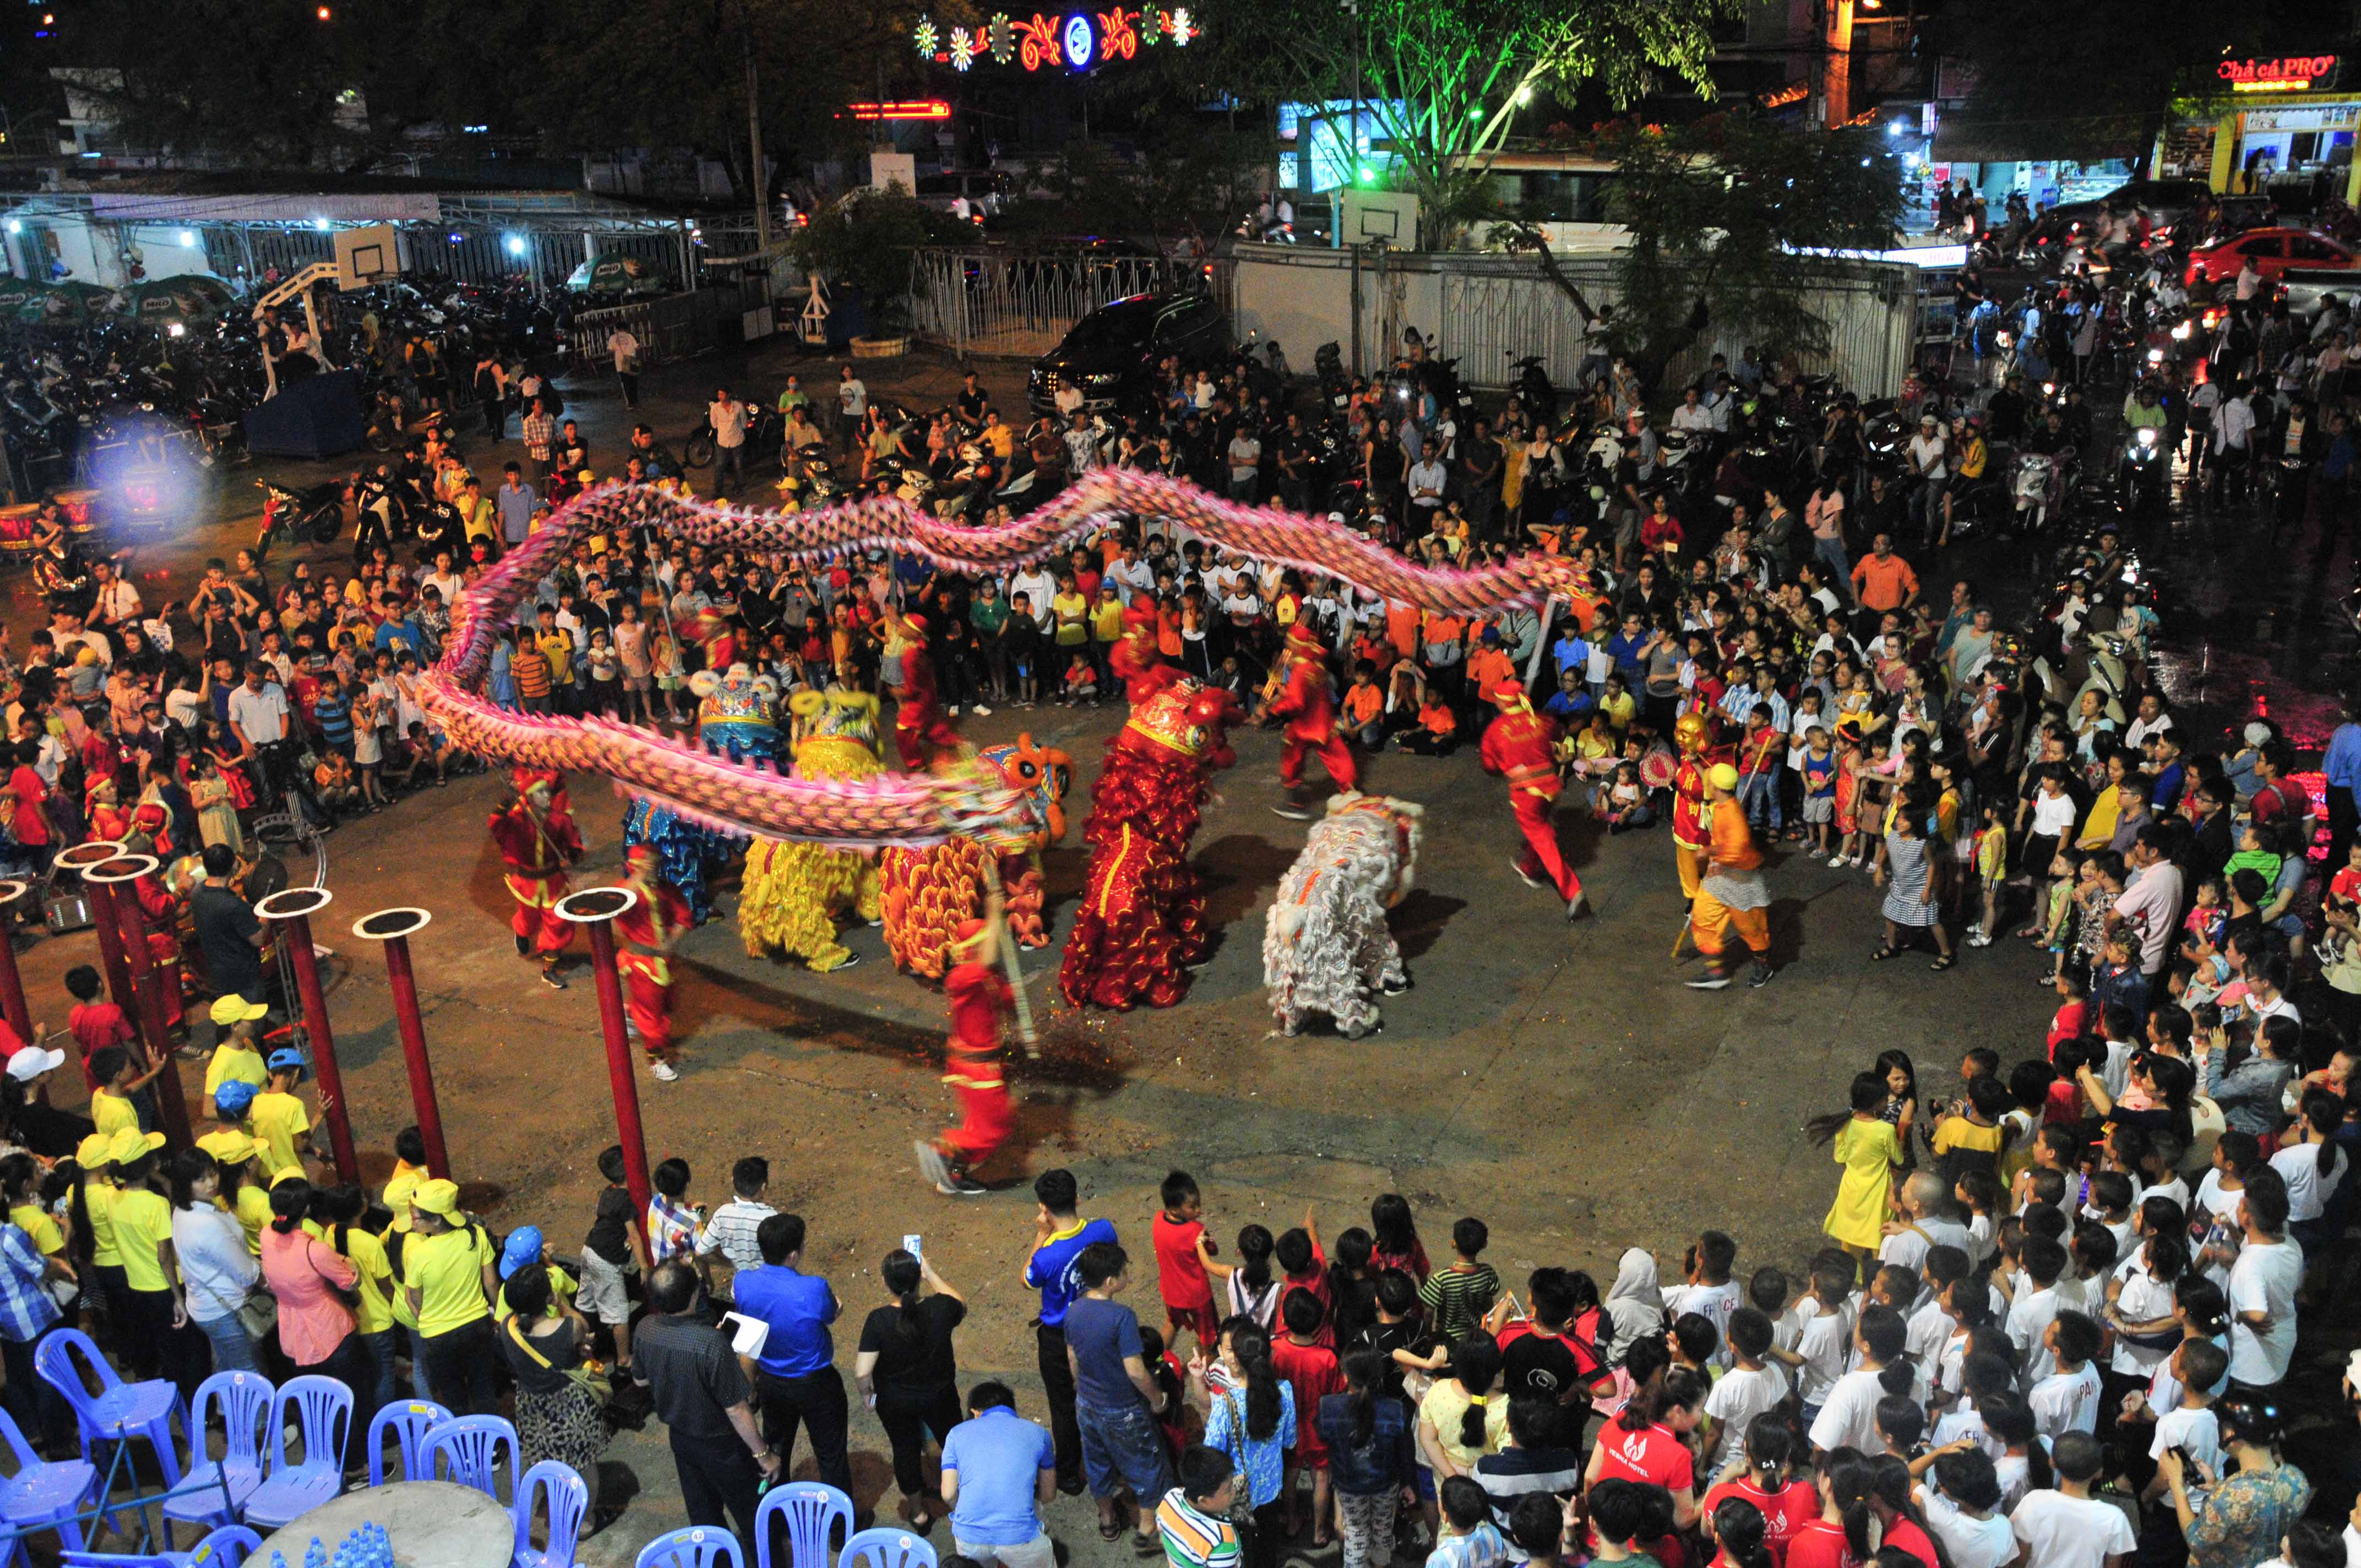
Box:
[1027,291,1229,415]
[2017,179,2213,265]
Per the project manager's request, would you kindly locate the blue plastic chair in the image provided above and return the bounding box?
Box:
[0,1403,99,1568]
[838,1528,938,1568]
[238,1375,351,1532]
[511,1458,590,1568]
[637,1527,744,1568]
[162,1371,273,1540]
[365,1397,454,1485]
[755,1482,853,1568]
[63,1523,262,1566]
[422,1413,523,1505]
[34,1327,183,1494]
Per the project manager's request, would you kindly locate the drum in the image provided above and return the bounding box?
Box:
[0,504,37,552]
[1639,744,1677,792]
[53,487,100,533]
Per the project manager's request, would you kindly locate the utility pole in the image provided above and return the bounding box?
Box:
[1345,0,1362,374]
[744,20,770,252]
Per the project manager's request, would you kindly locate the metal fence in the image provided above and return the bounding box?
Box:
[201,225,686,293]
[907,248,1233,360]
[1434,255,1918,397]
[567,279,778,369]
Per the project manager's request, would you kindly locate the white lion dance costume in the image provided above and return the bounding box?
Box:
[1261,792,1424,1040]
[739,688,886,971]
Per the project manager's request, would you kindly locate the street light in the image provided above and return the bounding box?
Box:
[504,233,526,256]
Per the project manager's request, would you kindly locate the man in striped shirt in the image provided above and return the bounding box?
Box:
[0,1218,66,1446]
[1156,1445,1242,1568]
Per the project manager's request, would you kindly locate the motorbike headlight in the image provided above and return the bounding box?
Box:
[2137,428,2157,447]
[1996,331,2012,347]
[2147,349,2163,363]
[2043,382,2056,395]
[2172,322,2191,340]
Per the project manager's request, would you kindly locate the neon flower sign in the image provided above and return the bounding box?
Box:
[2218,55,2338,92]
[913,6,1196,69]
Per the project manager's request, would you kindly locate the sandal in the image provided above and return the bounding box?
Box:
[1871,945,1907,961]
[1930,954,1957,971]
[1100,1522,1123,1543]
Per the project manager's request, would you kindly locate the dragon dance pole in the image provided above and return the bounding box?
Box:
[351,907,450,1180]
[0,881,33,1047]
[257,886,360,1184]
[555,886,655,1238]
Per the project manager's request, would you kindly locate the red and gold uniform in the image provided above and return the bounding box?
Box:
[1111,598,1176,707]
[1479,682,1582,906]
[490,783,581,970]
[615,850,694,1063]
[1269,623,1357,808]
[1687,766,1772,988]
[884,611,966,772]
[936,926,1015,1171]
[86,777,128,846]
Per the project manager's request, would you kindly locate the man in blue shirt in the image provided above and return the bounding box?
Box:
[2323,687,2361,871]
[731,1212,853,1495]
[941,1381,1058,1568]
[1063,1243,1172,1552]
[496,464,540,551]
[1022,1168,1114,1495]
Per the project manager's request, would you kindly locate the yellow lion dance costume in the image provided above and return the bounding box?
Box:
[879,736,1074,981]
[739,687,886,972]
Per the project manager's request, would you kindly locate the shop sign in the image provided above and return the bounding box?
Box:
[2218,55,2338,92]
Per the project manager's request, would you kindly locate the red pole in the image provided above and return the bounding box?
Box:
[258,889,358,1185]
[378,934,449,1181]
[78,869,137,1021]
[0,881,34,1047]
[558,888,653,1239]
[90,857,192,1150]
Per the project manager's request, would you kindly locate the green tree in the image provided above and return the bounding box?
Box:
[1498,114,1906,389]
[1002,129,1276,257]
[65,0,542,171]
[788,183,970,332]
[1182,0,1737,246]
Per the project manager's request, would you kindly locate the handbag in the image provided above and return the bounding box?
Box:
[1218,1389,1257,1530]
[509,1314,613,1405]
[235,1282,279,1341]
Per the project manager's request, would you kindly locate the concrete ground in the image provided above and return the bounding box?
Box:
[15,335,2358,1565]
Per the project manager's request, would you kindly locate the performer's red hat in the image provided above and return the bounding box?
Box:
[952,917,989,949]
[1490,680,1526,704]
[1285,622,1324,653]
[901,612,929,638]
[1122,598,1158,631]
[625,843,659,868]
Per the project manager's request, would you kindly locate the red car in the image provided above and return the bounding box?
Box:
[2185,226,2360,286]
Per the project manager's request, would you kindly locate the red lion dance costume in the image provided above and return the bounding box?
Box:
[1266,622,1357,819]
[1059,672,1240,1010]
[491,778,582,986]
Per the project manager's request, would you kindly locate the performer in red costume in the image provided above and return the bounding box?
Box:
[1060,677,1241,1010]
[914,884,1013,1197]
[121,804,186,1031]
[1479,680,1587,919]
[1264,622,1356,819]
[880,603,966,771]
[614,845,695,1081]
[1110,597,1177,705]
[490,777,583,987]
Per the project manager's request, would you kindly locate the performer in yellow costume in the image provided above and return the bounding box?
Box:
[1684,763,1774,992]
[738,681,885,972]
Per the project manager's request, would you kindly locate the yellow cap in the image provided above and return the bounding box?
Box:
[1707,763,1740,792]
[209,994,269,1026]
[108,1128,166,1165]
[200,1131,258,1166]
[75,1134,114,1169]
[410,1178,460,1217]
[269,1165,307,1188]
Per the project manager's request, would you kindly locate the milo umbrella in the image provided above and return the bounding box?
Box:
[17,280,117,324]
[565,252,668,296]
[0,276,42,314]
[117,276,228,326]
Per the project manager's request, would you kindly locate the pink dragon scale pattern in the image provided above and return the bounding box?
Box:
[419,472,1582,846]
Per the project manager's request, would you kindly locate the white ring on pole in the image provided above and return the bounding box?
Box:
[556,886,640,924]
[80,854,161,885]
[351,906,433,942]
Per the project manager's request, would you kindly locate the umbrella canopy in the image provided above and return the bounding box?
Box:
[564,252,669,296]
[0,276,43,313]
[16,281,118,324]
[116,276,232,326]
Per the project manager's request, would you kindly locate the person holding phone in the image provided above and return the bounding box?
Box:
[857,1246,969,1532]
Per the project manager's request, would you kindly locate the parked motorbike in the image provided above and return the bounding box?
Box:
[256,477,346,560]
[1314,342,1351,413]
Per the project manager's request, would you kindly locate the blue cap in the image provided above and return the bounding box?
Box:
[498,1226,545,1280]
[213,1079,257,1117]
[265,1047,309,1082]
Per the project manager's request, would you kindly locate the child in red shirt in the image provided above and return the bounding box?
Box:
[1270,1288,1344,1545]
[1152,1170,1219,1352]
[1273,1207,1332,1347]
[66,963,134,1093]
[2045,971,2090,1057]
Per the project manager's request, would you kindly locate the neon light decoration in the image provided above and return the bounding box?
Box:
[2218,55,2338,92]
[915,5,1196,67]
